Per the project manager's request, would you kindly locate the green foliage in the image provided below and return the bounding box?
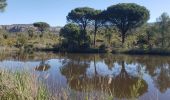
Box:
[106,3,150,45]
[2,2,170,54]
[60,23,80,41]
[27,29,34,38]
[137,24,157,49]
[0,0,7,11]
[99,43,107,52]
[64,3,152,51]
[60,23,81,50]
[16,35,28,49]
[3,33,8,39]
[156,12,170,47]
[33,22,50,33]
[90,10,104,46]
[104,27,116,45]
[67,7,95,31]
[60,23,91,51]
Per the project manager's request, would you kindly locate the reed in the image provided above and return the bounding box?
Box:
[0,70,50,100]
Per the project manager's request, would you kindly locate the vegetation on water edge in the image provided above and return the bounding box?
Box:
[1,70,113,100]
[0,70,50,100]
[0,69,111,100]
[0,69,148,100]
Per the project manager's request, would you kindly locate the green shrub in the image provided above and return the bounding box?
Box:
[3,33,8,39]
[99,44,107,52]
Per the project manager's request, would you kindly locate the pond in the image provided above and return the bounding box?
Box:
[0,52,170,100]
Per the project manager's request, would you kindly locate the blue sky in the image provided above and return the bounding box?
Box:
[0,0,170,26]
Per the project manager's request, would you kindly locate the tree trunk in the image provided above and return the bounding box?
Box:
[147,35,152,49]
[121,61,128,78]
[121,33,125,47]
[94,28,97,47]
[161,33,165,48]
[82,22,87,43]
[83,26,86,32]
[94,57,97,76]
[121,61,126,72]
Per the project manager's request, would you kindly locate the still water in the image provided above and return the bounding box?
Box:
[0,52,170,100]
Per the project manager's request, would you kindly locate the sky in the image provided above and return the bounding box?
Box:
[0,0,170,26]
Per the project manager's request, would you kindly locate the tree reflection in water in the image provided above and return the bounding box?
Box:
[60,55,148,99]
[29,53,170,98]
[134,55,170,93]
[154,64,170,93]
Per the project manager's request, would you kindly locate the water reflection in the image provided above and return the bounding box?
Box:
[1,53,170,99]
[154,64,170,93]
[35,60,51,71]
[60,56,148,98]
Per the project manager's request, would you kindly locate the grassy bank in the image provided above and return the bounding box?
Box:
[122,48,170,55]
[0,70,50,100]
[0,69,146,100]
[0,30,59,54]
[1,29,170,56]
[0,70,114,100]
[37,47,170,56]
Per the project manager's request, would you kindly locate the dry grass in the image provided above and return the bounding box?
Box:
[0,69,145,100]
[0,70,50,100]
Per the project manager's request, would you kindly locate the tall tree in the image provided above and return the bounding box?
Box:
[104,27,114,45]
[67,7,94,45]
[0,0,7,11]
[145,25,156,49]
[156,12,170,48]
[60,23,81,50]
[33,22,50,33]
[67,7,95,32]
[106,3,150,46]
[90,10,104,46]
[33,22,50,37]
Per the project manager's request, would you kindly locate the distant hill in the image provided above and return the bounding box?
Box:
[0,24,61,34]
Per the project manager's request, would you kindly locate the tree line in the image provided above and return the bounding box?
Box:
[60,3,170,53]
[1,1,170,53]
[60,3,150,51]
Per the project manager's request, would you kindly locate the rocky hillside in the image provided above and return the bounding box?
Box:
[0,24,61,34]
